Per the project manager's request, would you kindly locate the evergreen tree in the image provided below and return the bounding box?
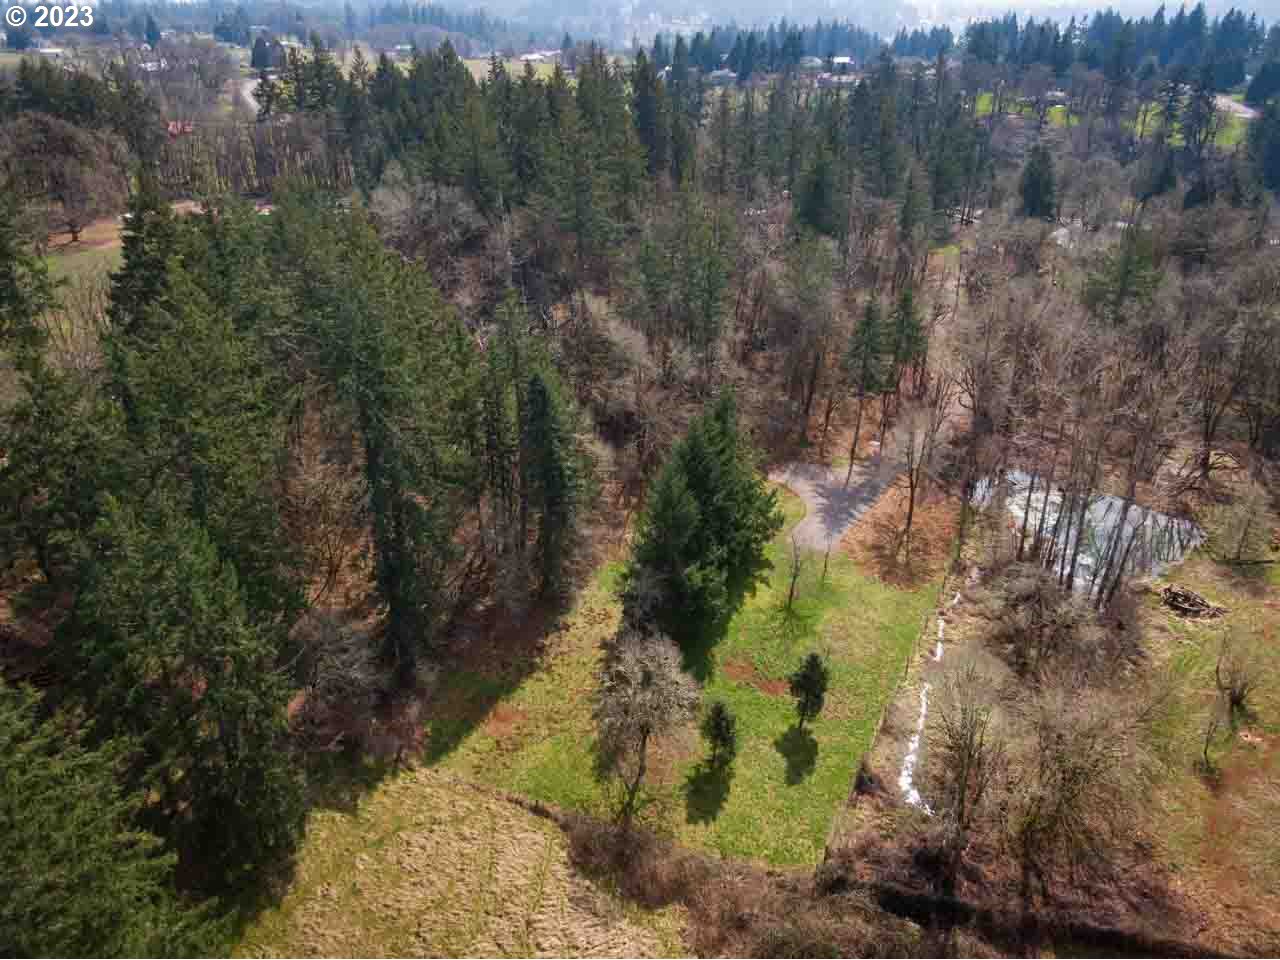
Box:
[0,682,218,956]
[1083,228,1161,325]
[126,279,297,616]
[796,143,843,237]
[1245,62,1280,108]
[1249,100,1280,192]
[789,652,829,730]
[736,87,759,196]
[631,50,671,178]
[1020,143,1057,219]
[674,191,733,378]
[0,195,116,596]
[701,699,738,765]
[707,89,735,197]
[65,496,305,888]
[888,287,925,394]
[107,186,177,423]
[0,193,55,353]
[291,203,477,684]
[522,370,584,597]
[625,394,781,647]
[842,298,889,486]
[250,35,272,70]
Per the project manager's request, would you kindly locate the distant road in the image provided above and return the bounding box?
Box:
[1215,94,1258,121]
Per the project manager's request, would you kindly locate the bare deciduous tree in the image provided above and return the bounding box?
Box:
[936,662,1006,888]
[593,629,699,823]
[785,533,806,611]
[938,663,1005,833]
[1215,631,1257,727]
[1008,691,1136,896]
[891,369,955,558]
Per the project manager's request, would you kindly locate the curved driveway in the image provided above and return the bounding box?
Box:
[768,457,901,551]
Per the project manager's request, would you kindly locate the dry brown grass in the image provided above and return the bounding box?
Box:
[235,769,686,957]
[843,487,962,589]
[563,816,922,958]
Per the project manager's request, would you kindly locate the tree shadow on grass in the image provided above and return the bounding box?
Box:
[684,760,734,823]
[419,601,564,764]
[677,552,781,682]
[774,726,818,785]
[759,602,823,651]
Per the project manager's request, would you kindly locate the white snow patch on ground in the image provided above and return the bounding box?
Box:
[898,681,933,814]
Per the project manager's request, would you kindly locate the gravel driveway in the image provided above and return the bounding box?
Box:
[769,457,901,551]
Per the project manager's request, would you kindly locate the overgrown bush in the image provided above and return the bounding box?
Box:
[978,563,1134,682]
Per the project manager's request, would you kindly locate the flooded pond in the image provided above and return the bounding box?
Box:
[975,470,1203,594]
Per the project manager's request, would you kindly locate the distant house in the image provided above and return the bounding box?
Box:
[832,55,853,67]
[36,47,68,59]
[707,68,736,86]
[799,56,824,70]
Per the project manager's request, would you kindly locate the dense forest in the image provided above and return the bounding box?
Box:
[3,0,1280,954]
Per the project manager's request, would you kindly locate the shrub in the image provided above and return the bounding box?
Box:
[701,700,738,766]
[789,653,830,730]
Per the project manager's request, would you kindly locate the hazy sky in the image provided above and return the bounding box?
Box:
[514,0,1277,34]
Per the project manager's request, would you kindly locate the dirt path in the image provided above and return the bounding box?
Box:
[769,457,901,551]
[241,78,259,113]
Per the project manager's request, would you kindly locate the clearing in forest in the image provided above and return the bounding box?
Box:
[423,488,936,866]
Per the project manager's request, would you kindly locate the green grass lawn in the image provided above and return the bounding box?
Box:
[1131,101,1249,148]
[1215,112,1248,147]
[425,488,937,866]
[46,244,121,283]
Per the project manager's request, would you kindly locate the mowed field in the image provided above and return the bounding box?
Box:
[973,90,1249,146]
[235,767,687,957]
[0,50,31,71]
[464,57,558,82]
[422,488,936,866]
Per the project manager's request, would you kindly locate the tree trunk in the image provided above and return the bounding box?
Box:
[819,391,838,458]
[624,726,650,825]
[799,347,822,437]
[1016,471,1037,561]
[845,395,866,488]
[901,475,918,558]
[1031,427,1062,559]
